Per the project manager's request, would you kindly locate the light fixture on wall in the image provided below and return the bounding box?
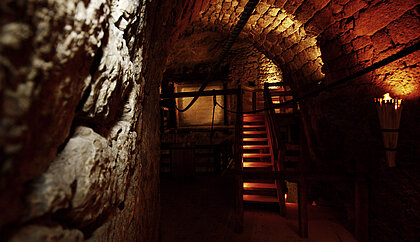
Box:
[375,93,403,167]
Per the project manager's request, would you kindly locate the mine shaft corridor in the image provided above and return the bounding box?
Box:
[1,0,419,241]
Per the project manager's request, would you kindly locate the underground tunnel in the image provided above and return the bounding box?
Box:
[0,0,419,241]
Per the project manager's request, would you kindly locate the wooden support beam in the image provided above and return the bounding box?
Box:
[298,176,308,238]
[161,88,239,99]
[276,179,286,217]
[242,171,367,182]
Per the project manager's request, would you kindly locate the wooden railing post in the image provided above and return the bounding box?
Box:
[298,175,308,238]
[264,83,287,217]
[168,84,177,129]
[234,85,243,232]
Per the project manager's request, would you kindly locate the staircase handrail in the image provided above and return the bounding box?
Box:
[263,83,283,171]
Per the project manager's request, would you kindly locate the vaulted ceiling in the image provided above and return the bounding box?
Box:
[167,0,419,98]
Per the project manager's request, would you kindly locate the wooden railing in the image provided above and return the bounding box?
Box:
[261,82,368,241]
[263,82,287,217]
[233,85,244,232]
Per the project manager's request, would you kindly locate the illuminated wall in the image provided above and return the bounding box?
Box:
[177,83,225,126]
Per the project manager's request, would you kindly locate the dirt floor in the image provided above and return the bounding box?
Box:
[160,175,357,242]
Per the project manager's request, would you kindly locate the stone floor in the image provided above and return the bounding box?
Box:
[160,175,357,242]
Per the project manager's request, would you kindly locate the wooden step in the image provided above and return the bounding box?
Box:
[243,153,271,158]
[243,125,265,129]
[243,131,266,135]
[243,182,276,190]
[243,114,264,117]
[243,119,264,123]
[243,194,278,203]
[270,91,293,96]
[243,138,268,142]
[243,162,272,168]
[243,115,264,119]
[243,145,270,149]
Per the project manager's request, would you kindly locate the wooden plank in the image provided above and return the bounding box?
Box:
[242,171,367,182]
[243,124,265,129]
[243,138,268,142]
[243,162,272,168]
[243,145,270,149]
[243,182,276,190]
[243,113,264,117]
[161,88,239,98]
[243,194,278,203]
[243,153,271,158]
[243,130,266,135]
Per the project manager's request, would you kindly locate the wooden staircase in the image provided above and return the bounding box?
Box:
[242,82,301,209]
[242,113,279,204]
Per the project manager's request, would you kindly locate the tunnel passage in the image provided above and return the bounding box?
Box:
[0,0,419,241]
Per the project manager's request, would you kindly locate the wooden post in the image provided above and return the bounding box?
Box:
[168,84,177,129]
[277,149,286,217]
[298,176,308,238]
[355,181,369,242]
[160,108,165,133]
[276,178,287,217]
[234,85,243,232]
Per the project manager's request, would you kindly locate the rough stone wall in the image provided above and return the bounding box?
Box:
[227,40,283,112]
[0,0,206,241]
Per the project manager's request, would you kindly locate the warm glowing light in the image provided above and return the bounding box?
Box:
[375,93,403,167]
[375,93,402,110]
[383,93,391,101]
[379,66,420,99]
[284,193,288,201]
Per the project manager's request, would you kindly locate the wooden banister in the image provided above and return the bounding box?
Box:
[263,83,287,216]
[234,85,243,232]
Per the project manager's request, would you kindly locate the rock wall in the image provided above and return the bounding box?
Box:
[0,0,206,241]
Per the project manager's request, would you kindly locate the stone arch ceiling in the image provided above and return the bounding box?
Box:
[194,0,325,89]
[172,0,419,98]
